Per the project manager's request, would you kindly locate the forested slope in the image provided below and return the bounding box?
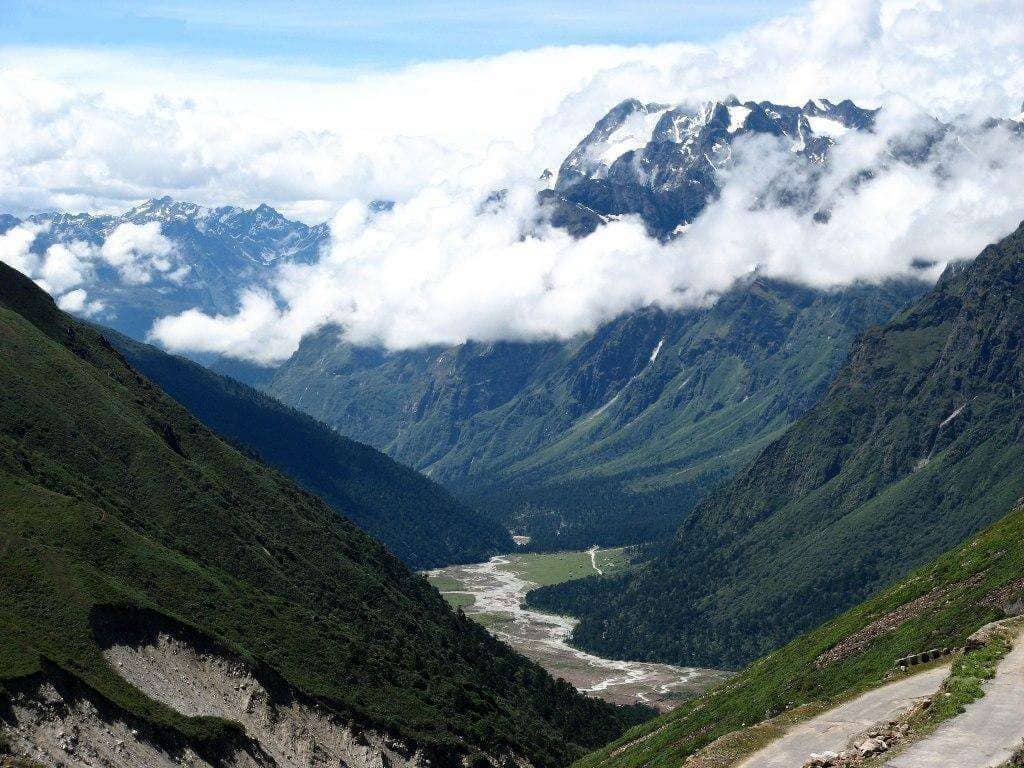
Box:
[104,329,512,569]
[530,222,1024,669]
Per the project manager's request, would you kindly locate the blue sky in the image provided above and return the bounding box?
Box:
[3,0,803,67]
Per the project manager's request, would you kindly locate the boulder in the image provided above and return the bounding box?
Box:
[857,737,888,757]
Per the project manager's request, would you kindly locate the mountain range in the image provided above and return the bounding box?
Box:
[9,95,1013,551]
[265,96,937,548]
[0,197,326,342]
[4,90,1024,768]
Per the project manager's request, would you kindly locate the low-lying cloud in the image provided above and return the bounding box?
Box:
[0,221,181,315]
[101,222,182,285]
[151,110,1024,363]
[5,0,1024,362]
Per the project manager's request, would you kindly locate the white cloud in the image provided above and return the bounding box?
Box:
[5,0,1024,360]
[0,223,43,276]
[100,222,177,284]
[150,114,1024,363]
[0,222,98,296]
[56,288,105,317]
[0,220,178,309]
[34,241,97,295]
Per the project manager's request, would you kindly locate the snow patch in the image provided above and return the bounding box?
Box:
[806,115,851,137]
[590,108,666,167]
[938,404,965,429]
[727,104,751,134]
[649,338,665,362]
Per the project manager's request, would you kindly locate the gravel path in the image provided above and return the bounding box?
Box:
[736,666,950,768]
[885,629,1024,768]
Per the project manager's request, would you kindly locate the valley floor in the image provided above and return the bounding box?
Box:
[427,549,729,709]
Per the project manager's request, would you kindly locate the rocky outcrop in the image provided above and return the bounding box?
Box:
[101,631,432,768]
[0,613,528,768]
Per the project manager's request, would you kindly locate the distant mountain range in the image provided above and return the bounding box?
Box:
[0,197,327,341]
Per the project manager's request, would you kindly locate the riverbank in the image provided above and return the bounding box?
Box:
[427,551,729,710]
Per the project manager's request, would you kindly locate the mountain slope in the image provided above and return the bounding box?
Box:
[102,329,513,569]
[528,221,1024,669]
[269,278,924,550]
[0,262,646,767]
[575,495,1024,768]
[266,96,933,549]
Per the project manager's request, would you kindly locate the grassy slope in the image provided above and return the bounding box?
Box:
[0,263,646,767]
[102,329,513,570]
[576,500,1024,768]
[531,223,1024,668]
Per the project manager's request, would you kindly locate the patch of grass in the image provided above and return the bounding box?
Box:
[443,593,476,610]
[594,549,629,577]
[504,549,627,588]
[427,574,466,593]
[472,613,517,630]
[920,632,1011,727]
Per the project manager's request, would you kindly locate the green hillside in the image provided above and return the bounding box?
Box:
[529,222,1024,669]
[0,263,647,766]
[576,497,1024,768]
[103,329,513,570]
[269,279,923,550]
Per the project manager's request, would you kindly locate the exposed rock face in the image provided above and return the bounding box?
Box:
[3,676,245,768]
[1,626,525,768]
[549,97,877,238]
[102,632,432,768]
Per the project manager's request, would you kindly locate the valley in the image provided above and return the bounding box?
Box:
[2,11,1023,764]
[427,549,730,710]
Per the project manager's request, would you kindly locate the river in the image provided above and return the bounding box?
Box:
[427,553,729,710]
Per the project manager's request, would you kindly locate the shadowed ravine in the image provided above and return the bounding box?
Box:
[428,553,729,710]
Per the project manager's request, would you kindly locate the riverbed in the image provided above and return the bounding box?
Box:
[427,552,729,710]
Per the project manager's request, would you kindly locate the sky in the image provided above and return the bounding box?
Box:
[2,0,1024,362]
[2,1,803,67]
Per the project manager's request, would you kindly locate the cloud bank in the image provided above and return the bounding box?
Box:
[151,112,1024,363]
[5,0,1024,362]
[0,221,180,315]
